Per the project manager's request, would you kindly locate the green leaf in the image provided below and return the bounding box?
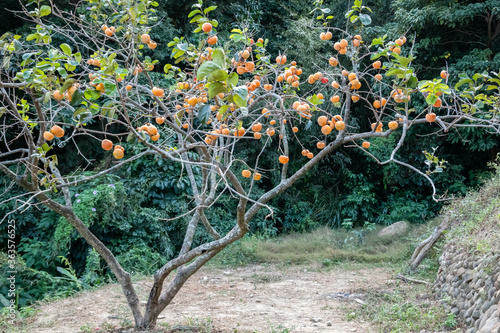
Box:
[60,43,72,57]
[59,78,76,94]
[455,78,473,90]
[197,61,221,80]
[370,38,384,47]
[74,52,81,63]
[209,69,228,82]
[40,5,51,17]
[226,73,238,87]
[103,82,117,95]
[208,82,228,99]
[70,89,83,106]
[84,89,101,100]
[233,86,248,107]
[211,48,225,69]
[359,13,371,25]
[175,110,184,126]
[426,94,438,105]
[198,104,211,124]
[385,68,405,77]
[345,9,355,18]
[73,107,90,119]
[218,105,229,115]
[204,6,217,14]
[407,75,418,89]
[397,56,410,67]
[188,9,202,17]
[350,15,359,23]
[472,73,485,81]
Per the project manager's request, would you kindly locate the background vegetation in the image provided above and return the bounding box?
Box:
[1,0,499,311]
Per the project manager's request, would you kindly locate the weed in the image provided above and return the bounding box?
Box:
[182,315,213,332]
[348,285,457,332]
[78,323,93,333]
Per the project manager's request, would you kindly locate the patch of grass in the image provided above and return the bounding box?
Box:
[0,305,39,333]
[445,169,500,253]
[211,223,435,269]
[346,284,461,332]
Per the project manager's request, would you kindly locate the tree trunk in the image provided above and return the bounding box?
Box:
[409,224,446,271]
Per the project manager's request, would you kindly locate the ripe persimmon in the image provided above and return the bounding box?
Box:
[279,155,289,164]
[254,132,262,139]
[156,117,165,125]
[433,98,442,108]
[252,123,263,132]
[321,125,332,135]
[426,113,437,122]
[101,139,113,151]
[202,23,212,33]
[43,131,54,141]
[113,148,124,159]
[375,74,382,81]
[335,121,345,131]
[253,173,262,181]
[329,57,339,66]
[50,125,65,138]
[362,141,370,149]
[440,70,448,79]
[152,87,164,97]
[140,34,150,44]
[242,170,251,178]
[317,116,328,127]
[207,35,218,45]
[388,121,398,130]
[292,126,299,133]
[53,90,64,100]
[317,141,325,149]
[373,60,381,69]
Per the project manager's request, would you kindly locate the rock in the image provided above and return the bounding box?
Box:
[378,221,409,237]
[326,321,332,326]
[310,317,322,323]
[473,311,482,320]
[478,317,500,333]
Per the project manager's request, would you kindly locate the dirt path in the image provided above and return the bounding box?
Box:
[26,265,392,332]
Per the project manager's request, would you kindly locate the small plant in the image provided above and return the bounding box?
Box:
[444,313,457,329]
[79,323,93,333]
[268,322,295,333]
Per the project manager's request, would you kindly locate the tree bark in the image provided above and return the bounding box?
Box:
[409,224,446,271]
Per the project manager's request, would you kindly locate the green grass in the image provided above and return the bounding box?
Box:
[211,221,440,269]
[345,284,461,333]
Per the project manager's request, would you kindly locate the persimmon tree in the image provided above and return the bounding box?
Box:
[1,0,499,329]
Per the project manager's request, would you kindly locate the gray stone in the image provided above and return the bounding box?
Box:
[473,311,482,319]
[478,317,500,333]
[378,221,409,237]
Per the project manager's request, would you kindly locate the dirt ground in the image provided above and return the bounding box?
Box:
[24,265,393,333]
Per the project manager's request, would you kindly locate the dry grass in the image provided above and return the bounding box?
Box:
[212,222,441,269]
[445,167,500,253]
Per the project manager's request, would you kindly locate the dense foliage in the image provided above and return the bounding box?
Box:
[0,0,499,311]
